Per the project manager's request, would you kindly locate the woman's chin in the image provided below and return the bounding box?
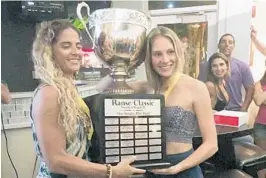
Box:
[71,67,81,73]
[215,75,225,79]
[158,72,173,78]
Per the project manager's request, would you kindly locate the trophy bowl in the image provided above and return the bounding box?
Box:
[77,2,151,94]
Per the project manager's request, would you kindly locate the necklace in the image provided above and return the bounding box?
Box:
[161,72,182,101]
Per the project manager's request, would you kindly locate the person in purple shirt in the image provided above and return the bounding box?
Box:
[219,34,254,112]
[199,34,255,143]
[199,34,255,112]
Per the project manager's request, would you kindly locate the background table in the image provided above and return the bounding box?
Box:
[194,124,254,138]
[193,124,254,170]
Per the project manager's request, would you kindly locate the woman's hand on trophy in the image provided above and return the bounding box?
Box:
[112,156,146,178]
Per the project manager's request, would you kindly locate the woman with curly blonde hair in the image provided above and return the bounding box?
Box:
[31,19,145,178]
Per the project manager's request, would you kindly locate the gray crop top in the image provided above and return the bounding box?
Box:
[164,106,198,144]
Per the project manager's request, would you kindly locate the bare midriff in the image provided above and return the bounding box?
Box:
[166,142,193,155]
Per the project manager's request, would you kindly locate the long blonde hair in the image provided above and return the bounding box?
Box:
[144,26,185,93]
[32,19,90,143]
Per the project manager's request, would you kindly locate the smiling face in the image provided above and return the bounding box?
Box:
[211,57,228,79]
[52,28,82,77]
[151,35,177,78]
[218,35,235,57]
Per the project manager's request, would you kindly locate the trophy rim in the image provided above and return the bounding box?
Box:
[88,21,148,30]
[88,7,151,30]
[91,7,149,17]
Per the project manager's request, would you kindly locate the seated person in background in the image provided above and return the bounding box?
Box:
[1,81,11,104]
[205,52,230,111]
[253,70,266,150]
[30,19,145,178]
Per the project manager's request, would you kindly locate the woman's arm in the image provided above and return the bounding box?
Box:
[205,81,217,109]
[253,82,266,106]
[32,86,144,178]
[173,81,218,173]
[32,86,109,177]
[95,74,114,93]
[251,27,266,56]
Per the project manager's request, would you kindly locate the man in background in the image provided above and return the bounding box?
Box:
[218,34,254,112]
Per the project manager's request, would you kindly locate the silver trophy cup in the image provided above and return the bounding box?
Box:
[77,2,151,94]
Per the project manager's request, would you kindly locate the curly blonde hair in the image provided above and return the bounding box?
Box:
[32,19,90,143]
[144,26,185,93]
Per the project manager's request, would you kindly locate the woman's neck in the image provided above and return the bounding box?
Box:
[160,72,181,92]
[63,73,75,80]
[216,78,224,85]
[161,76,171,86]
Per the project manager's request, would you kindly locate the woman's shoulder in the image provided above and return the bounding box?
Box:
[254,81,264,90]
[255,80,262,86]
[205,81,215,89]
[180,74,208,90]
[33,84,59,101]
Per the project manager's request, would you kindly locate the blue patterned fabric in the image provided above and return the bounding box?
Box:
[30,85,92,178]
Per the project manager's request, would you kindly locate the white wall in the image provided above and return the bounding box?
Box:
[1,128,36,178]
[217,0,253,63]
[251,0,266,82]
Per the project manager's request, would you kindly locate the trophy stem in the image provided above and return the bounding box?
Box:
[105,58,135,94]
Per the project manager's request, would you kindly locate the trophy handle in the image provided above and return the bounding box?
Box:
[145,15,152,34]
[147,16,152,29]
[76,2,94,47]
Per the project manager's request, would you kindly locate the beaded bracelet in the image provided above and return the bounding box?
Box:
[105,164,112,178]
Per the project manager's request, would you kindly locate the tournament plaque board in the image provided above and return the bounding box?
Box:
[94,94,170,169]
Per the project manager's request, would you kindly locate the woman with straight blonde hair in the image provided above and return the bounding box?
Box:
[98,26,218,178]
[142,26,217,178]
[30,19,145,178]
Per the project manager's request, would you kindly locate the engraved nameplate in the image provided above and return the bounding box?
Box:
[105,99,161,117]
